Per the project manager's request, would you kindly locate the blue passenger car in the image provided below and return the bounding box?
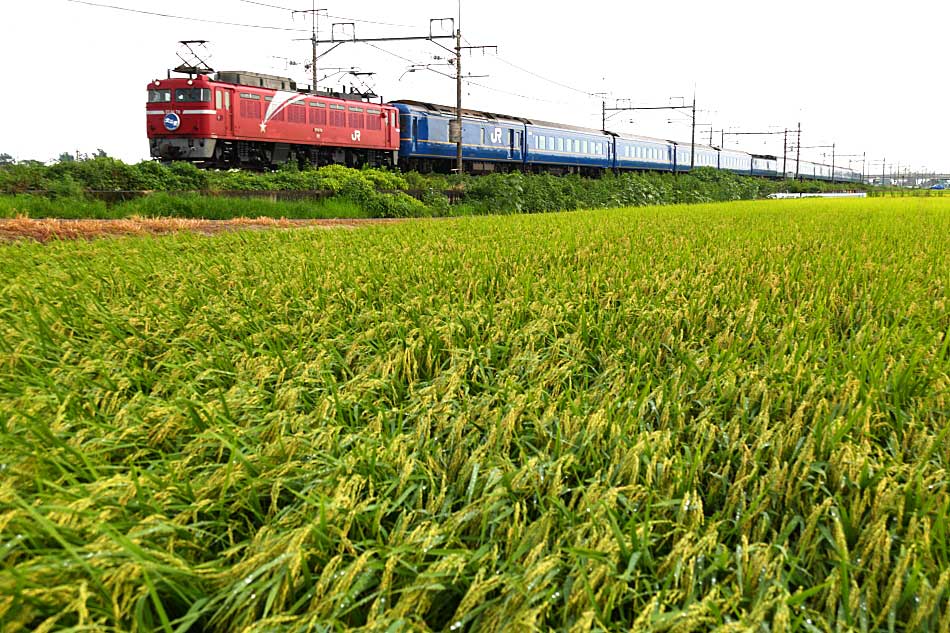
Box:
[523,121,613,173]
[672,143,720,172]
[720,149,753,175]
[751,154,779,178]
[614,134,674,172]
[393,100,525,173]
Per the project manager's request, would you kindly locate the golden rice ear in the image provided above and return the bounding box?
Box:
[1,197,947,632]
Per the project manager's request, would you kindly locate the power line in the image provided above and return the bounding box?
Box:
[362,41,424,66]
[322,13,414,28]
[464,79,561,104]
[64,0,309,32]
[365,41,558,105]
[235,0,415,28]
[236,0,291,9]
[494,55,600,99]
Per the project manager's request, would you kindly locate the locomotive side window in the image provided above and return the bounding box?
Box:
[366,108,382,131]
[329,104,345,127]
[239,93,261,119]
[288,105,306,124]
[309,102,328,125]
[216,91,223,110]
[348,106,364,128]
[175,88,211,102]
[148,89,171,103]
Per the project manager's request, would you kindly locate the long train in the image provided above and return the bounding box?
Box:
[147,70,862,183]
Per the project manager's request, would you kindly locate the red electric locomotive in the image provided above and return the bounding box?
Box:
[146,70,400,169]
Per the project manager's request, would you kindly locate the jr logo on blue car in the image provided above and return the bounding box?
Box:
[163,113,181,132]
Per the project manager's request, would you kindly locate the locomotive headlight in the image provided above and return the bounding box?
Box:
[154,80,161,86]
[187,79,194,86]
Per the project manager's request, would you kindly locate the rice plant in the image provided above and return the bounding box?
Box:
[0,197,948,632]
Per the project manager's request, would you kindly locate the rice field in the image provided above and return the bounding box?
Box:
[0,197,948,632]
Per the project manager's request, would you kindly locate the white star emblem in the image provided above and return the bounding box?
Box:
[259,121,267,133]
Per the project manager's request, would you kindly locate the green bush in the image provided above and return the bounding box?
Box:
[0,163,50,193]
[1,156,874,219]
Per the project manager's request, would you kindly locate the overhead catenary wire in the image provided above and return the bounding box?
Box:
[68,0,606,108]
[64,0,310,32]
[235,0,415,28]
[365,42,560,105]
[493,55,601,99]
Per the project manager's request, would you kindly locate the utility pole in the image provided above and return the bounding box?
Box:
[311,19,493,174]
[719,129,788,176]
[602,95,698,171]
[451,36,497,174]
[690,93,696,170]
[456,27,463,175]
[795,122,801,180]
[293,3,327,92]
[831,143,836,184]
[783,129,788,179]
[836,152,865,184]
[592,93,609,132]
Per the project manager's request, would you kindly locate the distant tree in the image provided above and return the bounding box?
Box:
[0,153,13,166]
[57,152,77,163]
[94,148,109,159]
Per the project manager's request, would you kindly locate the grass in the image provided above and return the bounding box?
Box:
[0,193,370,221]
[0,197,948,632]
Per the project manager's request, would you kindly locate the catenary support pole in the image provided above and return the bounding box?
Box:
[795,122,801,180]
[456,28,463,175]
[690,94,696,170]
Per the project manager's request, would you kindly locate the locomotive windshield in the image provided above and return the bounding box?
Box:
[174,88,211,103]
[148,89,171,103]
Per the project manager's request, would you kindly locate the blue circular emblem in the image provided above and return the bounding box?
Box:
[163,113,181,132]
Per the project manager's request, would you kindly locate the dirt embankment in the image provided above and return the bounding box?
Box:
[0,217,404,243]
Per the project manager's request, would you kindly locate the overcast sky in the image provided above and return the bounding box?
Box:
[2,0,947,174]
